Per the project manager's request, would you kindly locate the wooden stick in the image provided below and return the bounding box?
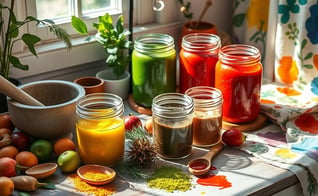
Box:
[0,75,44,106]
[195,0,212,29]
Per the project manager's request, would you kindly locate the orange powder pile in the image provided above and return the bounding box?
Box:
[68,173,116,196]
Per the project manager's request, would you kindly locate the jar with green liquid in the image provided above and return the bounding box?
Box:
[132,33,177,107]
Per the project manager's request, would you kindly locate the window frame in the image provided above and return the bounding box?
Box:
[10,0,180,80]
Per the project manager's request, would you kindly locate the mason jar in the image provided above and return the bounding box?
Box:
[132,33,177,108]
[76,93,125,166]
[179,33,221,93]
[185,86,223,147]
[215,44,262,123]
[152,93,194,159]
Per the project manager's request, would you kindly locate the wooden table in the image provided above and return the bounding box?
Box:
[13,102,303,196]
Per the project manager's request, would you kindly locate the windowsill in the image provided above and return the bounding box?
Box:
[11,21,182,80]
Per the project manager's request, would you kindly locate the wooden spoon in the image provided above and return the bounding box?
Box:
[0,75,44,106]
[187,142,224,176]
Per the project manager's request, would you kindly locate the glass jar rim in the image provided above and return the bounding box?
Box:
[185,86,223,108]
[218,44,261,65]
[152,93,194,119]
[134,33,175,52]
[182,33,221,52]
[76,93,124,119]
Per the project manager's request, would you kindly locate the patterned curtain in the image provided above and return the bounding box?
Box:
[233,0,318,92]
[233,1,318,195]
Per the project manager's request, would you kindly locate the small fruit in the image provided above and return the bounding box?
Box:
[0,157,17,177]
[53,138,76,156]
[222,129,246,147]
[0,128,12,136]
[144,118,153,135]
[30,139,53,162]
[0,133,11,148]
[57,150,81,173]
[0,114,14,131]
[125,114,142,131]
[10,131,31,151]
[0,176,14,196]
[15,151,38,169]
[0,145,19,159]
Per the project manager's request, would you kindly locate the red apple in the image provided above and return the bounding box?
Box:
[10,131,31,151]
[222,129,246,147]
[124,114,142,131]
[0,157,17,177]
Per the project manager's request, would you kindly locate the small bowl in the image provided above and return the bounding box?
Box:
[77,164,116,186]
[25,163,58,179]
[7,80,85,139]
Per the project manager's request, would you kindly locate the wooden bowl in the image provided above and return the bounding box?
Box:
[77,164,116,186]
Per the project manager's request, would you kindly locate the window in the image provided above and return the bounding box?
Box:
[12,0,180,81]
[26,0,122,42]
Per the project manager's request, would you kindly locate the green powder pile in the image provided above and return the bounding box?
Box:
[146,166,192,193]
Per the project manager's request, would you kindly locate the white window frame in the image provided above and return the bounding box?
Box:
[10,0,180,81]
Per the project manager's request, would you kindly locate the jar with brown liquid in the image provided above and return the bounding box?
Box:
[152,93,194,159]
[185,86,223,147]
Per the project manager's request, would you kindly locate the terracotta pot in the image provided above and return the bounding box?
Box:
[179,21,217,49]
[74,76,105,95]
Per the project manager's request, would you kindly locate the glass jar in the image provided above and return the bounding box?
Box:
[179,33,221,93]
[76,93,125,166]
[152,93,194,159]
[215,44,263,123]
[185,86,223,147]
[132,33,177,108]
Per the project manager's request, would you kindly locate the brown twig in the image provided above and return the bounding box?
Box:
[195,0,212,29]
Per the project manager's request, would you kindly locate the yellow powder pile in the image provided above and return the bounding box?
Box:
[68,173,116,196]
[82,171,113,181]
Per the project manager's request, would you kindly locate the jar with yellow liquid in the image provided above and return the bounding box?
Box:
[76,93,125,166]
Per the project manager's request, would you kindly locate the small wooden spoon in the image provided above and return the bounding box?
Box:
[187,142,224,176]
[0,75,44,106]
[25,163,58,179]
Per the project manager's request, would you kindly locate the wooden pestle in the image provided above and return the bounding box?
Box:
[0,75,44,106]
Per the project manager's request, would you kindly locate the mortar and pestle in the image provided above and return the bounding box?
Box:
[0,76,85,139]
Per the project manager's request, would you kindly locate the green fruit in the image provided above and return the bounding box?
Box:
[57,150,80,173]
[30,139,53,162]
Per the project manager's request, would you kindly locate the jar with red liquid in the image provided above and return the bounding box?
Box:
[215,44,262,123]
[179,33,221,93]
[152,93,194,159]
[185,86,223,147]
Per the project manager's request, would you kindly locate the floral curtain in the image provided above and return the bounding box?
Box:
[233,1,318,195]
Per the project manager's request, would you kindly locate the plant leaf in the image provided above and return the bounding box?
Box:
[71,16,88,35]
[233,13,246,27]
[9,56,29,70]
[22,34,41,57]
[116,15,124,34]
[9,23,19,38]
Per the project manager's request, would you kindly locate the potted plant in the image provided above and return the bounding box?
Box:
[0,0,72,112]
[71,13,132,99]
[0,1,72,79]
[177,0,217,44]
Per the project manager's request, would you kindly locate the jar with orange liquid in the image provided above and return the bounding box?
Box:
[76,93,125,166]
[215,44,262,123]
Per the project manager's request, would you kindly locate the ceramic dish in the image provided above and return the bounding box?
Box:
[77,164,116,185]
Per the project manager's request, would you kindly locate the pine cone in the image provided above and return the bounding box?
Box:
[127,138,157,166]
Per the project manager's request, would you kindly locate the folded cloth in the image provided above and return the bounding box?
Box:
[238,83,318,196]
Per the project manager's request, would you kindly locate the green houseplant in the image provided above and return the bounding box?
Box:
[0,0,72,79]
[71,13,132,80]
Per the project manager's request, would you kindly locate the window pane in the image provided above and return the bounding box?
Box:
[82,0,110,14]
[35,0,71,20]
